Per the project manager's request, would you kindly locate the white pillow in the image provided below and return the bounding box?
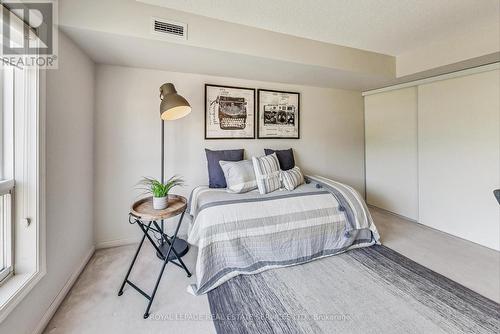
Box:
[252,153,281,194]
[219,160,257,193]
[281,166,304,191]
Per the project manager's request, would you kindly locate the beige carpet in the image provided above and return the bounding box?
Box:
[44,241,216,334]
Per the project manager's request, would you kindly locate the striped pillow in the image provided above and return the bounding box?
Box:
[281,166,304,191]
[252,153,282,194]
[219,160,257,193]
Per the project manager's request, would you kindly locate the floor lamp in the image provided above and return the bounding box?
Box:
[157,83,191,259]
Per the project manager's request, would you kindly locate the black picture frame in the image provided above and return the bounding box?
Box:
[257,89,300,139]
[205,84,256,139]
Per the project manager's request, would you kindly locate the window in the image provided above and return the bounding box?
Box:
[0,62,44,322]
[0,6,45,321]
[0,65,14,284]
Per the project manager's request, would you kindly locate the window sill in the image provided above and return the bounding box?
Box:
[0,269,46,323]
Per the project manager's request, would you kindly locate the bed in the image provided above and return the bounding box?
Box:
[186,175,380,295]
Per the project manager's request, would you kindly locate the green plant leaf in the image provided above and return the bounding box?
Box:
[137,175,185,197]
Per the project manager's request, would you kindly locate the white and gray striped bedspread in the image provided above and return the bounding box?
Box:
[186,175,381,295]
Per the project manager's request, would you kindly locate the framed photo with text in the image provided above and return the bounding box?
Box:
[257,89,300,139]
[205,84,255,139]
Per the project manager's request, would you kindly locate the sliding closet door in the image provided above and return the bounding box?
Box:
[365,87,418,220]
[418,70,500,250]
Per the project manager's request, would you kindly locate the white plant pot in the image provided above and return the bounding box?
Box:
[153,196,169,210]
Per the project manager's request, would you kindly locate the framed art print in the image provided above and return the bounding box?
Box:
[258,89,300,139]
[205,84,255,139]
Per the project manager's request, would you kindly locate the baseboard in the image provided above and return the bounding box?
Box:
[95,237,140,249]
[368,205,499,252]
[33,246,95,334]
[367,204,418,223]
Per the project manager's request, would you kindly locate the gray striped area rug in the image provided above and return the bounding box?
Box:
[208,245,499,334]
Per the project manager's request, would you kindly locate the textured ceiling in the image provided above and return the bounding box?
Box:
[137,0,499,55]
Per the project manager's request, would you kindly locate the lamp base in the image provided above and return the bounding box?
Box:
[156,238,189,260]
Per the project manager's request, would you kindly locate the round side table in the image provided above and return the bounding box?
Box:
[131,194,189,260]
[118,195,192,319]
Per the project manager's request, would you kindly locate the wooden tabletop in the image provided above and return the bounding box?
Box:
[130,195,187,221]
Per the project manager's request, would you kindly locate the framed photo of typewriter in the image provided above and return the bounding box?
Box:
[257,89,300,139]
[205,84,256,139]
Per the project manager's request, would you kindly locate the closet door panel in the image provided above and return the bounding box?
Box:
[365,87,418,220]
[418,70,500,250]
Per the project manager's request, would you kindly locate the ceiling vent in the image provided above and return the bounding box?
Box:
[152,18,187,40]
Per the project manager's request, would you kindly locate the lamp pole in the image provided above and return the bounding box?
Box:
[160,119,165,242]
[158,117,190,260]
[156,83,190,260]
[161,120,164,184]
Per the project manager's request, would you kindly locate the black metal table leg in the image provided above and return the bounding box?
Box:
[118,221,151,296]
[156,216,189,260]
[143,237,175,319]
[143,255,169,319]
[139,222,172,257]
[152,216,191,277]
[119,207,191,319]
[143,212,189,318]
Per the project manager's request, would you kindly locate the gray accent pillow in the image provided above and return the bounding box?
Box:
[264,148,295,170]
[205,149,244,188]
[219,160,257,193]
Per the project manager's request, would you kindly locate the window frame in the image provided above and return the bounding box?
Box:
[0,4,46,323]
[0,63,14,285]
[0,65,46,323]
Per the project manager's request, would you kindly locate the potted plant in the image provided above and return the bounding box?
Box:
[139,176,185,210]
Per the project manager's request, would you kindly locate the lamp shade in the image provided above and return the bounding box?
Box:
[159,83,191,120]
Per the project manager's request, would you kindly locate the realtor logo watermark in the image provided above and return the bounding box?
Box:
[1,0,58,68]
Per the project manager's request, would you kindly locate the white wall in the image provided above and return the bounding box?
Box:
[94,65,365,247]
[0,32,95,333]
[418,70,500,251]
[365,87,418,220]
